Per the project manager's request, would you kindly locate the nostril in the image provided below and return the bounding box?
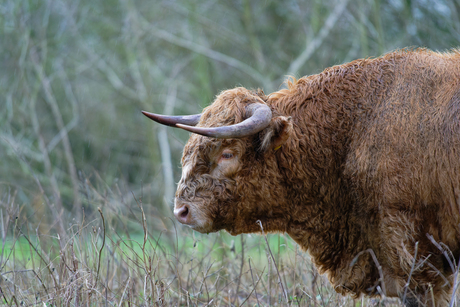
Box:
[180,206,189,219]
[174,204,191,224]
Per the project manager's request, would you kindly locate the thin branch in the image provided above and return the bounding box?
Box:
[22,55,67,241]
[95,58,140,100]
[256,220,289,304]
[232,235,245,306]
[350,248,387,297]
[30,50,82,219]
[137,18,269,88]
[240,265,266,307]
[287,0,350,75]
[46,60,80,154]
[402,242,419,304]
[59,4,140,101]
[157,80,178,212]
[0,134,44,162]
[15,225,58,287]
[248,258,261,307]
[95,208,106,287]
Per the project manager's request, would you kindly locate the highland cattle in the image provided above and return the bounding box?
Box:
[143,49,460,306]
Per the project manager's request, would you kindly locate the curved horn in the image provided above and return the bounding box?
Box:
[175,103,272,139]
[141,111,201,127]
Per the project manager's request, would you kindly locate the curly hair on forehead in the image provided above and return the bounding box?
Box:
[197,87,269,127]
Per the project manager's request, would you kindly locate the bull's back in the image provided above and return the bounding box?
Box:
[345,50,460,251]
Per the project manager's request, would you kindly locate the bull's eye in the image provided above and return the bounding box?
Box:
[214,149,238,175]
[221,152,233,159]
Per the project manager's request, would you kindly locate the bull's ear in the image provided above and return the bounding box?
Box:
[260,116,293,152]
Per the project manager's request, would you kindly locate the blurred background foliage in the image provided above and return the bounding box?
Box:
[1,0,459,234]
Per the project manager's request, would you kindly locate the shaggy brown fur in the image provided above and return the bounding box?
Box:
[173,49,460,306]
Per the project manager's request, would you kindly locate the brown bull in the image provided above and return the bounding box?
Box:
[143,49,460,306]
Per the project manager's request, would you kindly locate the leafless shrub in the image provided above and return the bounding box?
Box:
[0,180,411,306]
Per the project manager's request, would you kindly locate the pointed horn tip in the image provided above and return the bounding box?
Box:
[141,110,151,118]
[141,111,202,127]
[141,110,153,118]
[141,110,168,124]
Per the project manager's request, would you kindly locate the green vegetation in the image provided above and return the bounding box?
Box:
[1,0,460,305]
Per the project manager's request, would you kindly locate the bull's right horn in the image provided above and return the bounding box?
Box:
[141,111,201,127]
[176,103,272,139]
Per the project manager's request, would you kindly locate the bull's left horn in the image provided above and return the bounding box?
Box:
[175,103,272,139]
[141,111,201,127]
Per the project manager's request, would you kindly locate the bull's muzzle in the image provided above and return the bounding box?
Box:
[174,202,191,225]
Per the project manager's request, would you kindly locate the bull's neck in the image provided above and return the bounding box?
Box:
[270,72,374,270]
[280,110,358,265]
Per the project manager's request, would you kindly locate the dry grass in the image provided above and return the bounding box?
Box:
[1,178,459,307]
[0,192,405,307]
[0,179,451,307]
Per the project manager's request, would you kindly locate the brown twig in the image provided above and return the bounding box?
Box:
[248,258,261,307]
[15,225,57,287]
[240,266,266,307]
[256,220,289,304]
[0,286,10,306]
[402,241,419,304]
[351,248,386,297]
[232,235,245,305]
[95,208,106,287]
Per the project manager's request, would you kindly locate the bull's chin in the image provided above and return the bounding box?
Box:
[188,223,216,234]
[176,214,215,233]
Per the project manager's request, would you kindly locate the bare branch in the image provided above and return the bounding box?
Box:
[30,49,82,220]
[287,0,350,75]
[47,60,80,154]
[136,18,269,88]
[157,83,177,212]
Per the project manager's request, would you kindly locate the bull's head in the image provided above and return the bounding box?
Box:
[143,88,293,235]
